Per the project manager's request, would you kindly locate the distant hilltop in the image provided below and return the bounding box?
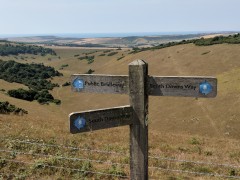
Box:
[1,31,239,48]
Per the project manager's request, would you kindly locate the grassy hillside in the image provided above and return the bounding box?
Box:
[1,43,240,179]
[131,33,240,53]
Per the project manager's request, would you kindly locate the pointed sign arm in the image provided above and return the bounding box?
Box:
[70,105,133,134]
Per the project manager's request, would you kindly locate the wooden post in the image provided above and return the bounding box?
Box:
[70,60,217,179]
[129,60,149,180]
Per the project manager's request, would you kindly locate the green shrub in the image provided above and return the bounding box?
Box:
[78,56,95,63]
[0,60,62,90]
[87,59,94,64]
[103,50,111,53]
[62,82,71,86]
[0,43,56,56]
[117,56,124,60]
[107,52,118,56]
[37,97,49,104]
[0,101,28,115]
[52,99,61,105]
[8,88,58,105]
[8,89,38,101]
[78,55,94,60]
[85,69,95,74]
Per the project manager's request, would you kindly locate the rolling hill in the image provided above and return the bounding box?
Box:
[0,42,240,179]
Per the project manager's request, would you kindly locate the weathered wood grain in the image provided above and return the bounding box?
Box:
[129,60,149,180]
[71,74,217,98]
[71,74,129,94]
[148,76,217,98]
[69,105,133,134]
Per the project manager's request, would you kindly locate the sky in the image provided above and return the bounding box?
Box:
[0,0,239,35]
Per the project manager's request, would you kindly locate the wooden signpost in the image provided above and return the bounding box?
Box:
[148,76,217,97]
[69,59,217,180]
[71,74,129,94]
[70,105,133,134]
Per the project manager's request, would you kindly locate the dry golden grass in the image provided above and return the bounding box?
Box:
[1,43,240,179]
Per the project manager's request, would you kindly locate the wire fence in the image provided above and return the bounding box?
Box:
[149,155,240,169]
[1,138,239,169]
[1,158,240,179]
[1,159,129,179]
[149,166,240,179]
[1,137,240,179]
[0,137,125,156]
[1,148,240,170]
[0,149,129,167]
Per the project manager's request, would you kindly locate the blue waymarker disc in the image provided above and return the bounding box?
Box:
[74,116,86,130]
[73,78,84,89]
[199,81,212,95]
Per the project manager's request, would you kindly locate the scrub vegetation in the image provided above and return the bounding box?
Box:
[78,55,95,64]
[0,60,62,90]
[8,89,61,105]
[0,60,62,106]
[0,101,28,115]
[0,43,56,56]
[131,33,240,53]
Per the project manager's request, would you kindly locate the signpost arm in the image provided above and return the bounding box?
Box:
[129,60,149,180]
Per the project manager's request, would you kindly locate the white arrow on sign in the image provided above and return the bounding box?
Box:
[69,105,133,134]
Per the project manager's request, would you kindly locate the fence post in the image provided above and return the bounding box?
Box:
[129,60,149,180]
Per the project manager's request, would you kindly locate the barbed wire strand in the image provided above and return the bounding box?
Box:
[149,166,240,179]
[2,148,240,170]
[1,159,239,179]
[1,138,240,170]
[0,149,129,167]
[0,138,126,156]
[149,155,240,169]
[1,158,129,179]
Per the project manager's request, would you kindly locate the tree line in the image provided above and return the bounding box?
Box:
[0,43,56,56]
[0,60,62,91]
[0,60,62,105]
[194,33,240,46]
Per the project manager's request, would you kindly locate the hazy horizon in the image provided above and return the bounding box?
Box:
[1,31,239,39]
